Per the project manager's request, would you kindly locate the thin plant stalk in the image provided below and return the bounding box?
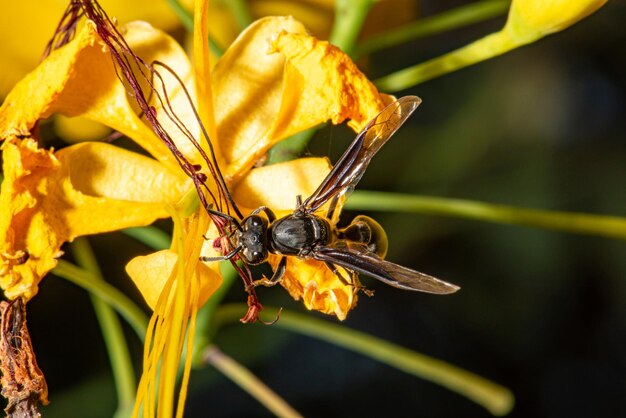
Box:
[227,0,253,31]
[203,345,304,418]
[375,29,518,91]
[123,226,171,251]
[70,237,137,415]
[346,191,626,240]
[330,0,375,56]
[213,304,514,416]
[354,0,509,58]
[52,260,149,340]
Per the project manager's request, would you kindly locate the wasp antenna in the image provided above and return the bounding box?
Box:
[200,244,242,262]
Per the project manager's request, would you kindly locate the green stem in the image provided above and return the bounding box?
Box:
[202,345,304,418]
[214,304,514,416]
[70,238,136,414]
[52,260,149,340]
[165,0,223,57]
[346,191,626,240]
[166,0,193,31]
[330,0,375,56]
[123,226,171,250]
[355,0,510,58]
[227,0,253,31]
[375,29,518,91]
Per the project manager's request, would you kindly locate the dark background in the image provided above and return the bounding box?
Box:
[22,1,626,417]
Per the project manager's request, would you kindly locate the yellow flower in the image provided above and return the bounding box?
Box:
[1,1,395,414]
[0,2,389,317]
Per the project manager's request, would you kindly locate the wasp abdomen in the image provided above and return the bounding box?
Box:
[337,215,388,258]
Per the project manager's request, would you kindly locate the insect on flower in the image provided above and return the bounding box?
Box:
[45,1,458,322]
[202,96,460,296]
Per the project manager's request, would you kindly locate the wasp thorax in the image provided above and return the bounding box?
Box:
[238,215,269,265]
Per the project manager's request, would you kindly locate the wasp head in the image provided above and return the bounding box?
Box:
[237,215,269,265]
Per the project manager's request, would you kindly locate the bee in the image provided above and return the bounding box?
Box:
[202,96,459,295]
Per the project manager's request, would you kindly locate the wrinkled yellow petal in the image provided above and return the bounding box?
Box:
[0,21,201,169]
[233,157,332,218]
[212,16,389,183]
[268,30,391,136]
[0,137,187,300]
[0,0,180,97]
[269,255,356,320]
[125,248,221,310]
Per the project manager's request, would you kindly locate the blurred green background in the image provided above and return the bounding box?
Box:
[16,1,626,417]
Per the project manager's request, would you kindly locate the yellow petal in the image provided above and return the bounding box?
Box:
[232,157,332,217]
[0,21,201,169]
[213,16,389,183]
[54,115,112,144]
[57,141,187,205]
[0,137,187,300]
[269,255,357,320]
[0,0,181,97]
[125,249,221,309]
[128,210,221,309]
[268,30,391,135]
[212,16,308,179]
[193,0,220,160]
[122,21,205,165]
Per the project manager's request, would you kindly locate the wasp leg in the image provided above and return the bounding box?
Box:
[324,261,374,297]
[248,256,287,290]
[200,245,242,262]
[249,206,277,222]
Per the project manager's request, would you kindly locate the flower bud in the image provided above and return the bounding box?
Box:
[505,0,608,43]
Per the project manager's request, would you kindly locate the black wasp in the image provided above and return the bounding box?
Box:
[202,96,460,296]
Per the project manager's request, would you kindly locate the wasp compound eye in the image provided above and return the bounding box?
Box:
[242,247,267,265]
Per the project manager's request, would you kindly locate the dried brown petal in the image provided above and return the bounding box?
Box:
[0,299,48,417]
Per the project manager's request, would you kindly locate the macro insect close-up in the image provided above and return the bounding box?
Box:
[201,96,459,299]
[0,0,623,417]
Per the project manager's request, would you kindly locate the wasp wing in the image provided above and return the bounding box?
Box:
[312,245,459,294]
[301,96,422,213]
